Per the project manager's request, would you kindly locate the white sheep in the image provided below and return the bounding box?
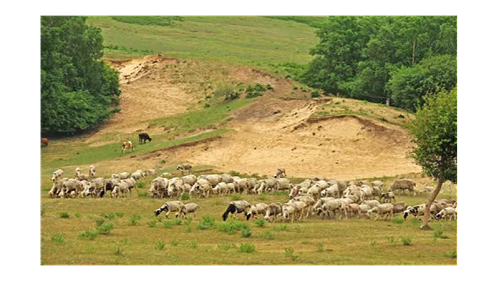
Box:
[367,203,394,221]
[51,169,64,182]
[222,200,251,221]
[316,199,346,219]
[155,201,186,218]
[263,202,283,222]
[181,203,199,219]
[282,201,307,223]
[131,170,143,181]
[435,207,457,221]
[88,165,96,178]
[111,181,129,198]
[249,203,268,219]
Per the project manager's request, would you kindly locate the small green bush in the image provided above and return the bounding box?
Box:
[74,211,81,218]
[138,191,148,198]
[433,229,449,239]
[129,214,142,226]
[98,223,114,235]
[239,243,256,253]
[163,221,174,229]
[263,231,275,240]
[137,182,145,189]
[101,212,115,220]
[181,193,190,200]
[58,212,70,219]
[241,228,252,238]
[231,194,241,200]
[401,236,413,246]
[155,240,166,250]
[444,250,457,259]
[78,229,99,240]
[51,233,65,245]
[147,221,157,228]
[311,91,321,98]
[254,219,266,227]
[95,218,105,227]
[171,239,180,246]
[115,212,124,218]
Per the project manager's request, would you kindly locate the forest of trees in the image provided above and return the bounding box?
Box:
[41,16,120,135]
[301,16,457,111]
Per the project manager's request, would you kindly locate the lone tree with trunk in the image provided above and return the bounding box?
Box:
[408,88,457,230]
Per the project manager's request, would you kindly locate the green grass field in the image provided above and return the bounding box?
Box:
[87,16,322,74]
[41,189,456,265]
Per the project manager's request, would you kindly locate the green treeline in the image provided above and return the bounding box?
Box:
[301,16,457,111]
[41,16,120,135]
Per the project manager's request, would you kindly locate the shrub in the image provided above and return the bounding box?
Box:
[58,212,70,219]
[401,236,413,246]
[138,191,148,198]
[79,229,99,240]
[197,215,216,230]
[95,218,105,227]
[217,218,249,235]
[183,216,193,225]
[51,233,65,245]
[254,219,266,227]
[231,194,241,200]
[173,219,183,225]
[239,243,256,253]
[433,229,449,239]
[155,240,166,250]
[163,221,174,229]
[74,211,81,218]
[444,250,457,259]
[101,212,115,220]
[311,91,321,98]
[147,221,157,228]
[137,182,145,189]
[171,239,180,246]
[241,228,252,238]
[263,231,275,240]
[98,223,114,235]
[181,193,190,200]
[115,212,124,218]
[266,84,274,90]
[129,214,142,226]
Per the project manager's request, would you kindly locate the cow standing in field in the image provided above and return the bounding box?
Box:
[138,133,152,144]
[121,141,134,154]
[41,138,49,147]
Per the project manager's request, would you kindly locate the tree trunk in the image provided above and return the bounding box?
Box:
[420,176,444,230]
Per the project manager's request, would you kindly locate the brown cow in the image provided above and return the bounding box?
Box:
[121,141,134,154]
[41,138,49,146]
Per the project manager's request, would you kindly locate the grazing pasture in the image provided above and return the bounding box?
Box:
[41,182,456,265]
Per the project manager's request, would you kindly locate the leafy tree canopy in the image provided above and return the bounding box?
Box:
[41,16,120,135]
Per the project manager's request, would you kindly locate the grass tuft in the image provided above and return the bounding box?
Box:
[155,240,166,250]
[239,243,256,253]
[51,233,65,245]
[58,212,70,219]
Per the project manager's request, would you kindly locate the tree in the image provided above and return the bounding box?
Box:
[389,55,457,111]
[41,16,120,134]
[302,16,457,109]
[408,88,457,230]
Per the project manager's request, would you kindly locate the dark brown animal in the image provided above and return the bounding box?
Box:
[41,138,49,146]
[138,133,152,144]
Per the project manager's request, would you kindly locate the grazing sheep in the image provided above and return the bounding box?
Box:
[167,177,184,198]
[111,181,130,198]
[176,164,192,175]
[222,200,251,221]
[155,201,185,219]
[404,203,439,220]
[131,170,143,181]
[362,200,381,209]
[150,177,168,198]
[392,202,407,214]
[275,178,291,191]
[282,201,307,223]
[182,174,197,186]
[48,178,69,198]
[306,185,321,200]
[290,195,316,218]
[316,199,346,219]
[51,169,64,182]
[388,179,417,195]
[345,203,360,219]
[380,192,396,203]
[118,172,130,180]
[192,178,212,197]
[234,178,250,194]
[249,203,268,219]
[273,168,287,178]
[143,169,157,177]
[367,203,394,221]
[88,177,106,197]
[75,167,90,180]
[59,179,84,198]
[358,204,372,218]
[226,183,236,194]
[88,165,96,178]
[161,172,172,178]
[122,178,137,194]
[435,207,457,221]
[371,180,384,189]
[263,202,283,222]
[181,203,199,219]
[213,182,229,197]
[221,174,234,184]
[360,185,374,200]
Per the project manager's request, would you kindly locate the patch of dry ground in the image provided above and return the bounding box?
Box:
[76,55,421,180]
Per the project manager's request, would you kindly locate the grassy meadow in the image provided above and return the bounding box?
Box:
[41,184,457,265]
[87,16,323,74]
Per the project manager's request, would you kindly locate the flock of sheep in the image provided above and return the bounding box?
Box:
[48,165,457,223]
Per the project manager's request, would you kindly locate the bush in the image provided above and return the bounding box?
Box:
[115,212,124,218]
[137,182,145,189]
[101,212,115,220]
[155,240,166,250]
[433,229,449,239]
[74,211,81,218]
[401,236,413,246]
[254,219,266,227]
[95,218,105,227]
[241,228,252,238]
[444,250,457,259]
[311,91,321,98]
[78,229,99,240]
[231,194,242,200]
[98,223,114,235]
[129,214,142,226]
[51,233,65,245]
[147,221,157,228]
[138,191,148,198]
[239,243,256,253]
[197,215,216,230]
[263,231,275,240]
[217,218,249,235]
[181,193,190,200]
[171,239,180,246]
[58,212,70,219]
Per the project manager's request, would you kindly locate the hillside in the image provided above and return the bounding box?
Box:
[41,53,420,180]
[41,16,422,181]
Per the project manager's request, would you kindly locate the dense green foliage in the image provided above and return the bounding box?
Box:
[409,88,457,183]
[302,16,457,110]
[41,16,120,134]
